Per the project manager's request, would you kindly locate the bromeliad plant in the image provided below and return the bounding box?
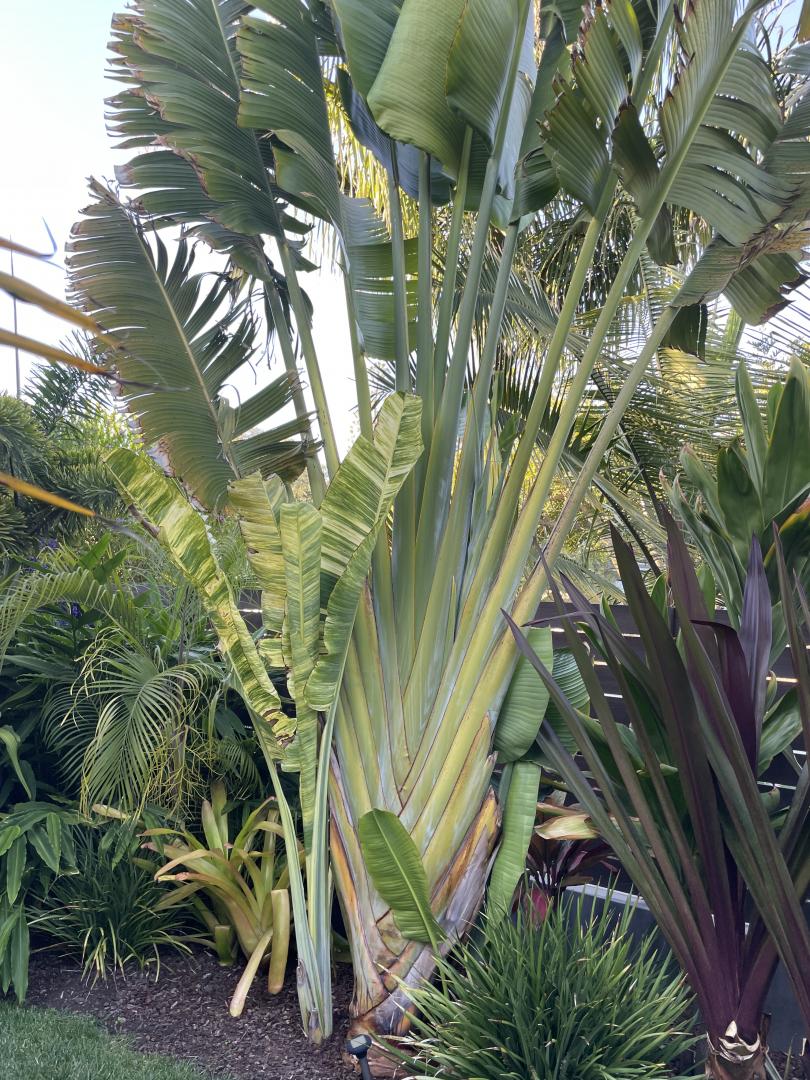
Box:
[5,0,810,1050]
[507,515,810,1080]
[145,784,295,1017]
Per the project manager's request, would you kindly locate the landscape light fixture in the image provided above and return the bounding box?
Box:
[345,1033,374,1079]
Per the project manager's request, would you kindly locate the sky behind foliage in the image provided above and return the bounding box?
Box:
[0,1,358,452]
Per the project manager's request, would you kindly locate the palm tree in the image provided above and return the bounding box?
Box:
[3,1,810,1071]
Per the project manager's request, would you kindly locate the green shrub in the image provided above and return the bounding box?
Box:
[395,895,696,1080]
[33,826,189,980]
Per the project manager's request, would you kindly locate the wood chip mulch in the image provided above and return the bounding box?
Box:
[20,948,808,1079]
[24,948,355,1080]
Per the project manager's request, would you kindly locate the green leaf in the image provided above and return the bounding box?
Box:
[105,449,291,751]
[0,827,21,859]
[717,441,762,560]
[10,909,29,1003]
[27,826,60,875]
[543,650,591,747]
[5,837,26,906]
[238,0,340,225]
[332,0,403,98]
[446,0,536,206]
[279,502,322,849]
[344,198,419,361]
[109,0,287,238]
[612,103,676,266]
[735,362,768,495]
[358,809,444,946]
[45,814,62,869]
[306,393,423,710]
[228,473,288,662]
[494,627,553,762]
[758,688,802,774]
[543,88,611,216]
[762,359,810,526]
[367,0,468,178]
[488,759,541,921]
[0,727,32,799]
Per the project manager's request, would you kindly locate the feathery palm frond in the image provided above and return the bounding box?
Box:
[68,185,313,510]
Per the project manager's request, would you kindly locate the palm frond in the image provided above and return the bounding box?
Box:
[68,185,313,509]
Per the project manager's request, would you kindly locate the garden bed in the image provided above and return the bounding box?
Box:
[24,949,354,1080]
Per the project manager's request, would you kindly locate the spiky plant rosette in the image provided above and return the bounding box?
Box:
[390,894,697,1080]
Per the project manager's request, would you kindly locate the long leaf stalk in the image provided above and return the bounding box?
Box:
[263,280,326,504]
[431,127,473,415]
[452,0,764,725]
[277,239,340,479]
[415,152,435,473]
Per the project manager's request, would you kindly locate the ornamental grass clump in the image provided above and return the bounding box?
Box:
[394,895,695,1080]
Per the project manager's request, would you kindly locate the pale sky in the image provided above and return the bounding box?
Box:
[0,0,358,452]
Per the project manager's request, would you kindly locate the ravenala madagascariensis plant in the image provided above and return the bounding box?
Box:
[4,0,810,1055]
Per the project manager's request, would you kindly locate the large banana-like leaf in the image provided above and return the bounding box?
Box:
[228,474,288,666]
[537,0,810,313]
[493,626,553,762]
[487,759,541,921]
[366,0,534,202]
[279,502,322,846]
[105,448,291,751]
[238,0,340,225]
[237,2,413,362]
[358,809,444,947]
[69,186,311,509]
[307,392,422,709]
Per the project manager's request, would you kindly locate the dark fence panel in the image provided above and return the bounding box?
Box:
[532,601,807,794]
[238,594,807,790]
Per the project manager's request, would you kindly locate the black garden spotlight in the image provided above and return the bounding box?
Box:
[346,1033,374,1079]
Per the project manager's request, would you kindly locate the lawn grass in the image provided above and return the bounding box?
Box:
[0,1002,223,1080]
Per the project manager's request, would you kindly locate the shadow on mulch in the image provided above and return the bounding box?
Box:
[21,949,808,1079]
[24,948,355,1080]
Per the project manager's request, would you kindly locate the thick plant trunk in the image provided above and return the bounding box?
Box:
[705,1022,768,1080]
[331,759,499,1076]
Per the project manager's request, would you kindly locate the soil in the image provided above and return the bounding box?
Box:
[24,948,355,1080]
[21,949,808,1079]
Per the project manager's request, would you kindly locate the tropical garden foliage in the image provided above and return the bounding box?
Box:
[1,0,810,1077]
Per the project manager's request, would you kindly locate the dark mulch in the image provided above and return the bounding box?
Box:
[672,1042,807,1078]
[24,948,355,1080]
[22,949,808,1079]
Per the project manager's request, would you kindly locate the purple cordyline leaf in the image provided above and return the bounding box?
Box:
[505,602,721,1022]
[663,508,722,662]
[739,538,771,746]
[693,619,759,771]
